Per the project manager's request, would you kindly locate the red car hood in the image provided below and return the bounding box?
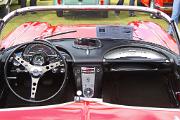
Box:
[0,101,180,120]
[0,21,179,54]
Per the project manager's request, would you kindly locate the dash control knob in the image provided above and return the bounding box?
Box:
[83,88,94,98]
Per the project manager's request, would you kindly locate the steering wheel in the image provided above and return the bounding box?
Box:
[4,40,67,102]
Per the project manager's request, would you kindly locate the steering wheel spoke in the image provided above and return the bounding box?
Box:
[30,77,40,99]
[42,61,64,73]
[14,56,32,71]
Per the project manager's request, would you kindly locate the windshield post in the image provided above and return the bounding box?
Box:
[0,19,4,36]
[171,20,180,42]
[170,20,180,53]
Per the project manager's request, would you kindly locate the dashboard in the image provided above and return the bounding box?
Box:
[51,38,171,63]
[0,38,177,101]
[12,39,169,65]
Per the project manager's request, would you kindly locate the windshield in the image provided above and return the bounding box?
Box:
[0,6,179,54]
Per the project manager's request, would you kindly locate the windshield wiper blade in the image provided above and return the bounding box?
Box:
[35,30,77,40]
[133,36,143,40]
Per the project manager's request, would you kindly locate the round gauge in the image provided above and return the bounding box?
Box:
[32,54,45,66]
[83,88,94,98]
[23,44,56,57]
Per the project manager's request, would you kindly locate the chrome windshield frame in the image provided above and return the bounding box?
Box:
[1,5,173,23]
[0,5,180,45]
[1,5,172,22]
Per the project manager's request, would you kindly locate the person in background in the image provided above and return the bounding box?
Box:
[115,0,124,16]
[20,0,37,14]
[129,0,136,17]
[115,0,136,17]
[168,0,180,35]
[20,0,37,8]
[117,0,124,5]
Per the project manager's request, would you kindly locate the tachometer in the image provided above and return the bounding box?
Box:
[32,54,45,66]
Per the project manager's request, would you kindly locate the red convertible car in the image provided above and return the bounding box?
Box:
[0,5,180,120]
[139,0,173,14]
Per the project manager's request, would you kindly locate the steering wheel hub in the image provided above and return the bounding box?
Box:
[30,67,43,77]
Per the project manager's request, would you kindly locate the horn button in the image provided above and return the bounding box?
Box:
[30,67,43,77]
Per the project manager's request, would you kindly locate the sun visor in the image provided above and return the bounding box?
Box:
[96,25,133,39]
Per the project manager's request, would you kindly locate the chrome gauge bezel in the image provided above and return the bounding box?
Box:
[23,44,56,57]
[22,44,58,63]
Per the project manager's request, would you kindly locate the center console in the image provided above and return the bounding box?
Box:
[73,65,103,98]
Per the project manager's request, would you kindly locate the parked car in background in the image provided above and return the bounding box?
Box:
[54,0,110,17]
[0,0,19,17]
[138,0,173,14]
[0,0,11,17]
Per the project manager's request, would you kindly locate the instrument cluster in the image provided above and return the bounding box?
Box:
[22,44,58,66]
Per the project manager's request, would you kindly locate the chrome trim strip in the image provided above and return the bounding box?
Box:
[155,4,172,11]
[97,101,180,112]
[2,5,172,23]
[0,100,180,112]
[0,101,74,111]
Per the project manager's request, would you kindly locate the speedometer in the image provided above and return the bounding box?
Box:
[23,44,56,57]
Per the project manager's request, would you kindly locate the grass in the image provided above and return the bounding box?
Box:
[1,0,180,37]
